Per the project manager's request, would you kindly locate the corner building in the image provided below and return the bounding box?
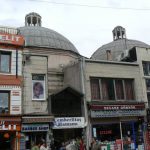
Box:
[0,26,24,150]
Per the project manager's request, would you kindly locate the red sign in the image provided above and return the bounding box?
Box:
[0,33,24,46]
[0,121,21,131]
[99,130,112,134]
[91,104,145,110]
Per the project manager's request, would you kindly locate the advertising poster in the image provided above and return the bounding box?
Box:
[32,74,45,100]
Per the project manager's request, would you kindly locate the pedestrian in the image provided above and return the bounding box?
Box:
[40,142,48,150]
[31,142,40,150]
[91,138,100,150]
[59,142,66,150]
[79,139,85,150]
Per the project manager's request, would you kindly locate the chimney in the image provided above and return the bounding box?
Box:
[106,50,112,60]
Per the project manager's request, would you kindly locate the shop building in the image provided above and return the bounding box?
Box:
[17,12,84,149]
[0,26,24,150]
[50,87,86,147]
[87,26,150,150]
[64,58,147,149]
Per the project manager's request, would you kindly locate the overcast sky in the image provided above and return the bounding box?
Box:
[1,0,150,58]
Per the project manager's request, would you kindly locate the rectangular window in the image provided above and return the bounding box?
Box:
[90,78,134,101]
[0,51,11,73]
[124,79,134,100]
[32,74,45,100]
[146,79,150,91]
[142,61,150,76]
[90,78,100,100]
[0,91,9,114]
[145,79,150,108]
[101,78,115,100]
[115,79,124,100]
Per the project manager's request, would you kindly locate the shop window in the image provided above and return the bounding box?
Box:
[0,51,11,73]
[90,78,134,101]
[142,61,150,76]
[32,74,45,100]
[0,91,10,114]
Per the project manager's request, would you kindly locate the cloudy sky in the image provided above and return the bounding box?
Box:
[1,0,150,58]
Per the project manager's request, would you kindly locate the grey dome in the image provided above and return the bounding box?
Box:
[91,26,150,60]
[18,26,79,53]
[17,12,78,54]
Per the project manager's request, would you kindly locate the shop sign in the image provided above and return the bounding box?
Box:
[22,124,49,132]
[91,109,146,118]
[0,121,17,131]
[53,117,85,129]
[0,33,24,46]
[99,130,112,135]
[91,104,145,110]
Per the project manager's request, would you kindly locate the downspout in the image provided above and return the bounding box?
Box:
[80,56,89,149]
[16,48,18,78]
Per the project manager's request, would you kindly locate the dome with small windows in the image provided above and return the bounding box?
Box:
[18,12,79,54]
[91,26,150,60]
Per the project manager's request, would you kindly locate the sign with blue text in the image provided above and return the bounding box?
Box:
[22,124,49,132]
[53,117,85,129]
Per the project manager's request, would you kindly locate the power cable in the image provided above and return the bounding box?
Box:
[28,0,150,11]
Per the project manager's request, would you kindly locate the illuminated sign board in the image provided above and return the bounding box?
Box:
[0,33,24,46]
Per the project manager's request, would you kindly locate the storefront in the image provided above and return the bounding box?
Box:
[0,116,21,150]
[52,117,85,148]
[89,103,146,150]
[21,115,54,150]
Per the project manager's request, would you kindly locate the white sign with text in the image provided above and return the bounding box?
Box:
[53,117,85,129]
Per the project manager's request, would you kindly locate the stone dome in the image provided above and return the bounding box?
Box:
[91,26,150,60]
[18,12,79,54]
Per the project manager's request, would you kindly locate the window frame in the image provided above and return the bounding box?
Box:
[0,91,10,115]
[32,74,46,101]
[0,51,11,73]
[90,77,135,101]
[142,61,150,76]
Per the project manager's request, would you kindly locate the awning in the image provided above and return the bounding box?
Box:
[22,116,54,123]
[0,116,21,124]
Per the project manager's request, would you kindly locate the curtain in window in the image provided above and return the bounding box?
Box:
[125,80,134,100]
[101,79,109,100]
[115,80,124,100]
[90,79,100,100]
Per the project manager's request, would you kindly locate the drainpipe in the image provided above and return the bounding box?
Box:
[16,48,18,78]
[80,56,89,149]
